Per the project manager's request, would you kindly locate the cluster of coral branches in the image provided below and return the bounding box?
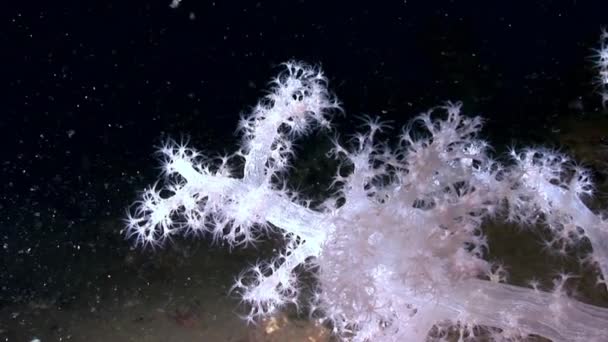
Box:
[127,62,608,341]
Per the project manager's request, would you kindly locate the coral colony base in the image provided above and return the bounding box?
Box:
[125,61,608,341]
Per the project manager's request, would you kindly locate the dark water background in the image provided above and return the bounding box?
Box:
[3,0,608,340]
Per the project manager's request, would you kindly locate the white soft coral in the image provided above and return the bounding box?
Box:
[127,62,608,341]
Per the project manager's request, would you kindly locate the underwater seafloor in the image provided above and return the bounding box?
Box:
[0,228,333,342]
[2,113,608,342]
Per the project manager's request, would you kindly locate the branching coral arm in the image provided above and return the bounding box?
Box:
[441,279,608,341]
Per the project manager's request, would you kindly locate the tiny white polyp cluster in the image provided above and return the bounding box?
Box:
[126,61,608,341]
[594,29,608,107]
